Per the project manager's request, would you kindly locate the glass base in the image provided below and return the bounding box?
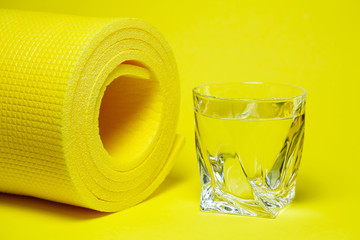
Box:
[199,181,296,218]
[197,151,297,218]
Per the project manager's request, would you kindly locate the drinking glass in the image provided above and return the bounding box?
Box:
[193,82,306,218]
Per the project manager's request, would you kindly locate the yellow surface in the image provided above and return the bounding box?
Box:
[0,9,182,212]
[0,0,359,239]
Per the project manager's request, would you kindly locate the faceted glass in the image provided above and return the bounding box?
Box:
[193,82,306,218]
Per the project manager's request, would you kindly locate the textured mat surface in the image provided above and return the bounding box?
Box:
[0,9,182,212]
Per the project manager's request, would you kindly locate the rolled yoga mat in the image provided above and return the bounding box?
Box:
[0,9,183,212]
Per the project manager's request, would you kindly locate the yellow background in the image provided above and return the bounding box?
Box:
[0,0,359,239]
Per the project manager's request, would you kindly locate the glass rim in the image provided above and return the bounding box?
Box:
[192,81,307,102]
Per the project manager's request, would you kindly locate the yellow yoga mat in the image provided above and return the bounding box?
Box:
[0,9,183,212]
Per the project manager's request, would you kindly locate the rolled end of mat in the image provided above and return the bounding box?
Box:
[0,9,182,212]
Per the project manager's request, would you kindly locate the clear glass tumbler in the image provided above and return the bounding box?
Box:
[193,82,306,218]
